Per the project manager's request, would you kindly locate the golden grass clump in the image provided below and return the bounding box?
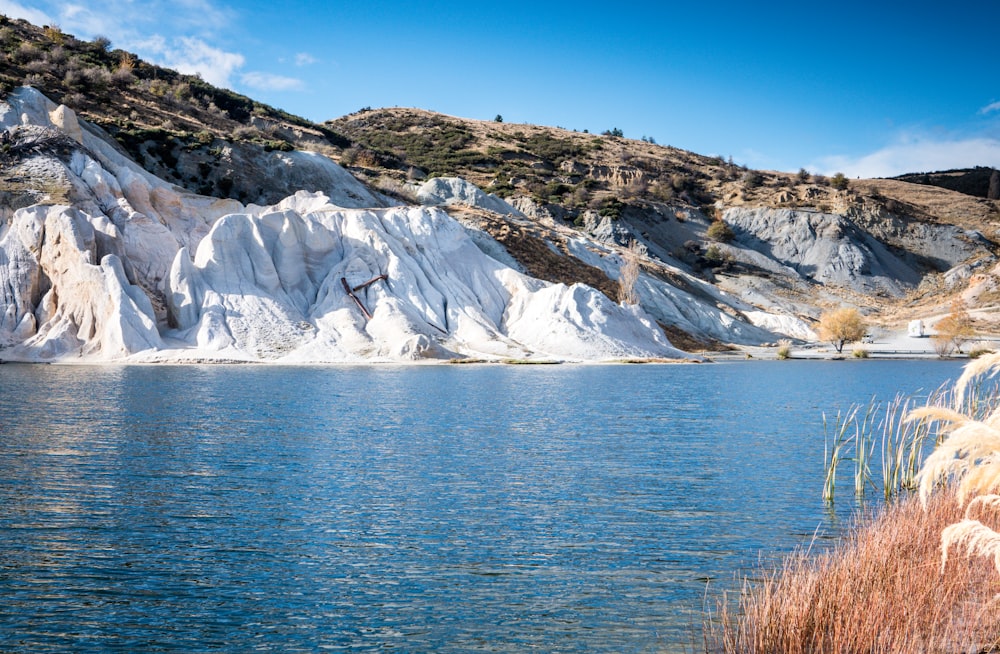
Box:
[776,339,792,360]
[709,492,1000,653]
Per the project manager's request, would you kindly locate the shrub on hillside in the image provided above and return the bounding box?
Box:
[596,197,625,220]
[706,220,735,243]
[617,240,644,305]
[704,244,727,266]
[741,170,764,189]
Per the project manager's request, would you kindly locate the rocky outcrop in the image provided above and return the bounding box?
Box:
[725,207,940,297]
[162,197,681,362]
[416,177,522,216]
[160,141,391,207]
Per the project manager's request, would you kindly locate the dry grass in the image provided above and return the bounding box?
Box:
[708,491,1000,653]
[449,207,620,301]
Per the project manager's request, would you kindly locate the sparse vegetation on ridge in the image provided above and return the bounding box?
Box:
[0,13,350,200]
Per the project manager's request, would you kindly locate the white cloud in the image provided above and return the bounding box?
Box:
[54,0,232,41]
[58,3,131,43]
[241,71,305,92]
[0,0,53,26]
[814,135,1000,178]
[980,101,1000,115]
[138,36,245,88]
[295,52,317,67]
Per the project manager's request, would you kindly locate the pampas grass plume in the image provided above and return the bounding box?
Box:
[940,519,1000,574]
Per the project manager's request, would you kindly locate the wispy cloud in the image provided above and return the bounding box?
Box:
[0,0,53,27]
[241,71,305,92]
[980,101,1000,115]
[138,36,246,88]
[295,52,317,67]
[815,134,1000,178]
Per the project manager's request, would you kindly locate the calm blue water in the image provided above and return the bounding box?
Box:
[0,360,966,652]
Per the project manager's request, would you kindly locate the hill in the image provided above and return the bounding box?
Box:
[329,108,1000,325]
[1,14,999,360]
[892,167,1000,200]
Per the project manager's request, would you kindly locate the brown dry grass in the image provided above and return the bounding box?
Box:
[709,492,1000,653]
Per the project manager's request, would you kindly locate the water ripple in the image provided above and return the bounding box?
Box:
[0,360,964,652]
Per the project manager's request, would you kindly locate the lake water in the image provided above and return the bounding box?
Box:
[0,359,967,652]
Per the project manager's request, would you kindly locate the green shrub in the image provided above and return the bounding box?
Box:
[968,343,995,359]
[706,220,735,242]
[597,197,625,220]
[741,170,764,189]
[704,244,725,265]
[831,172,850,190]
[522,133,583,165]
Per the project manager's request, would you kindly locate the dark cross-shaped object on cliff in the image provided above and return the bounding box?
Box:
[341,274,388,320]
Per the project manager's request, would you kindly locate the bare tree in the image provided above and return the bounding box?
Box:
[618,239,645,305]
[933,299,975,354]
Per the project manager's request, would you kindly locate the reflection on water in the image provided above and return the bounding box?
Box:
[0,360,964,652]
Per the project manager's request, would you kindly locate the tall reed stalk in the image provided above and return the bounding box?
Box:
[823,386,949,504]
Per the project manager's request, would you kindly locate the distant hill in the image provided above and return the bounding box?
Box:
[892,167,1000,199]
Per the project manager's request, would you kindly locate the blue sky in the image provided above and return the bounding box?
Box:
[3,0,999,178]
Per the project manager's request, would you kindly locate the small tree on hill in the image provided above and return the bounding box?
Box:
[933,299,975,354]
[831,172,850,190]
[817,307,867,353]
[706,220,735,243]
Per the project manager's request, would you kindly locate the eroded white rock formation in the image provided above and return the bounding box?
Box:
[0,88,684,363]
